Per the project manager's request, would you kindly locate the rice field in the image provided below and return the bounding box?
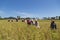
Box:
[0,20,60,40]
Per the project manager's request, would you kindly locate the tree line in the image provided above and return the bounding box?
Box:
[43,16,60,20]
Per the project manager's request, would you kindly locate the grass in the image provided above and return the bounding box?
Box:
[0,20,60,40]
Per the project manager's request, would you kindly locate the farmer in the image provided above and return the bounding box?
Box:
[22,19,25,22]
[27,19,31,26]
[25,19,27,23]
[50,20,57,30]
[11,19,13,22]
[16,18,18,22]
[31,19,33,25]
[8,19,10,22]
[35,19,40,28]
[33,21,35,25]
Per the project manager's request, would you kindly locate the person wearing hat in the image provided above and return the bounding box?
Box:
[35,19,40,28]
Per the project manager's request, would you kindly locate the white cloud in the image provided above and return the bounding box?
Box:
[0,10,33,17]
[0,10,40,18]
[15,11,40,18]
[15,11,34,17]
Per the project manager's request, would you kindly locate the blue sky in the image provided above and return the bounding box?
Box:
[0,0,60,18]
